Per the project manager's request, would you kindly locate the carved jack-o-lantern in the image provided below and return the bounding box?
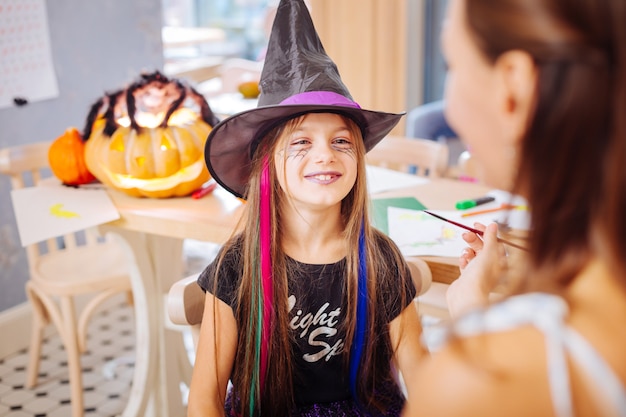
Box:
[83,71,219,198]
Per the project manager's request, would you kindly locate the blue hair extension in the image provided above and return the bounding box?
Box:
[349,222,368,401]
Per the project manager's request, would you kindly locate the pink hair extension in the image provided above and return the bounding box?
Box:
[259,156,273,392]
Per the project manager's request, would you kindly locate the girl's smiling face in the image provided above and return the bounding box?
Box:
[274,112,359,211]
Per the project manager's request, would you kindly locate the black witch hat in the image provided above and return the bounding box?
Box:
[204,0,405,199]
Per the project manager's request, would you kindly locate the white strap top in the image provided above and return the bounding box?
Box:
[436,293,626,417]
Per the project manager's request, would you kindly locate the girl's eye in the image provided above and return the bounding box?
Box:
[289,138,310,147]
[332,137,353,148]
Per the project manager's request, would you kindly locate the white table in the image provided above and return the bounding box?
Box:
[99,186,244,417]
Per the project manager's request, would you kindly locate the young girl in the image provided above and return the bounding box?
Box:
[187,1,425,416]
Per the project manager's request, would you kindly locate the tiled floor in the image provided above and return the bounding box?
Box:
[0,299,136,417]
[0,240,444,417]
[0,239,218,417]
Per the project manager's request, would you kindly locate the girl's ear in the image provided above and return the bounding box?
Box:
[493,50,538,147]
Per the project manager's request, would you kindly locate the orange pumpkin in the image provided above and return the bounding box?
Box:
[82,71,219,198]
[48,127,96,185]
[238,81,260,99]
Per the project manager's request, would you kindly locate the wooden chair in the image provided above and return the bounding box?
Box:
[366,135,452,319]
[167,258,433,351]
[366,135,450,178]
[0,141,133,417]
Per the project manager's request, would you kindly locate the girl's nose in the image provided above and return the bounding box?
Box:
[312,140,335,163]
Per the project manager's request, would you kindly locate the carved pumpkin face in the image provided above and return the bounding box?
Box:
[82,72,219,198]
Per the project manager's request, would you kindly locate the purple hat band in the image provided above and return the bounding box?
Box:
[279,91,362,109]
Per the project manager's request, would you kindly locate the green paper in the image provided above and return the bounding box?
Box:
[371,197,426,234]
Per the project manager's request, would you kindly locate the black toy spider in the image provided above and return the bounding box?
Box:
[82,70,220,140]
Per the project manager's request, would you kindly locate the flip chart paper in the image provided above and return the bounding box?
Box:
[0,0,60,108]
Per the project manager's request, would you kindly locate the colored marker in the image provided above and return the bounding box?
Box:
[192,181,218,199]
[461,203,526,218]
[455,196,495,210]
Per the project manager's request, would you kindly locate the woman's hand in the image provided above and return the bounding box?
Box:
[447,222,505,318]
[458,222,486,271]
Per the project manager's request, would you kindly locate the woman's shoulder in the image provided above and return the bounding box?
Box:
[406,294,562,414]
[405,323,552,417]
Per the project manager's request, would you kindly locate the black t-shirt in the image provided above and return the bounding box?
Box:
[197,232,416,407]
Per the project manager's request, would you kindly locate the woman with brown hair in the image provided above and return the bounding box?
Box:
[403,0,626,416]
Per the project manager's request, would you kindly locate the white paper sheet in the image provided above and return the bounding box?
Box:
[366,165,429,195]
[388,202,530,257]
[10,185,120,247]
[0,0,59,109]
[388,208,469,257]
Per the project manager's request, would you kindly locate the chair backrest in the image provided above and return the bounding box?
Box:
[0,141,51,188]
[366,135,449,178]
[405,100,458,142]
[0,141,102,267]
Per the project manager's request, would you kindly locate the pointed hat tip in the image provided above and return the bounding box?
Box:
[259,0,352,106]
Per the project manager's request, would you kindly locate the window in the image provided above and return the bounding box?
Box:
[162,0,271,62]
[422,0,448,103]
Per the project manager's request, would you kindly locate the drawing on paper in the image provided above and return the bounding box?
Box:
[387,207,468,257]
[49,203,80,219]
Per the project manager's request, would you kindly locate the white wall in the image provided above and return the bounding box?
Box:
[0,0,164,312]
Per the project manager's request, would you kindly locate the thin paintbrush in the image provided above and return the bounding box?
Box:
[422,210,528,251]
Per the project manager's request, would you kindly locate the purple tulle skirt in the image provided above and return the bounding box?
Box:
[224,386,404,416]
[288,397,404,416]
